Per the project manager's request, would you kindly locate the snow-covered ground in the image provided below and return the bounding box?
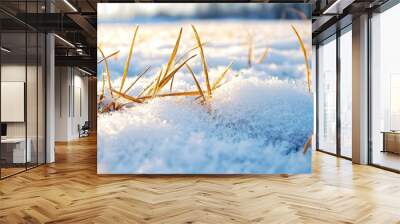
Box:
[97,20,313,174]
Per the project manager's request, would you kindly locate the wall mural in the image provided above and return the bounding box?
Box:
[97,3,313,174]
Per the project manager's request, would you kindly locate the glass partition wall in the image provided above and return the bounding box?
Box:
[316,26,353,159]
[317,35,337,155]
[0,2,46,179]
[370,3,400,171]
[339,27,352,159]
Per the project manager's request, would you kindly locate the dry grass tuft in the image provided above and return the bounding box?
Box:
[247,34,253,67]
[191,25,212,98]
[257,47,270,64]
[98,24,309,120]
[157,54,197,90]
[291,25,311,93]
[98,70,105,104]
[138,90,206,101]
[186,64,206,102]
[303,134,312,154]
[212,61,233,90]
[112,89,143,103]
[97,50,120,64]
[169,75,175,92]
[97,47,114,98]
[152,68,164,98]
[176,41,207,64]
[164,28,183,78]
[123,66,151,95]
[119,25,139,92]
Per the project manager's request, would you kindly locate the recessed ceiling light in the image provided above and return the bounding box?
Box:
[78,67,93,76]
[63,0,78,12]
[322,0,355,15]
[54,34,75,48]
[1,47,11,53]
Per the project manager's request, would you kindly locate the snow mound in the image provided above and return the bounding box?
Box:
[98,77,313,174]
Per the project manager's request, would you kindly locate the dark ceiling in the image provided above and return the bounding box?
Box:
[0,0,393,74]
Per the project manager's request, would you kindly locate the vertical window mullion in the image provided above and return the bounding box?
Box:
[36,0,39,167]
[336,29,341,157]
[316,45,320,151]
[25,0,28,171]
[0,20,2,179]
[367,11,373,165]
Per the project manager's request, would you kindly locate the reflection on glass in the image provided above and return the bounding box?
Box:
[1,31,27,177]
[38,33,46,165]
[27,31,38,169]
[318,37,337,154]
[371,4,400,171]
[0,1,47,179]
[340,30,352,158]
[390,75,400,130]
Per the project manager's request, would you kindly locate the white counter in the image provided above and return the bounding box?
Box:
[1,138,32,163]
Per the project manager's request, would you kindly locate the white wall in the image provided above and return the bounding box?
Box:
[55,67,89,141]
[55,67,69,141]
[70,72,89,138]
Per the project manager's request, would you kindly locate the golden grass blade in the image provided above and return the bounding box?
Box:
[145,67,165,96]
[248,34,253,67]
[97,50,120,64]
[151,28,182,94]
[169,76,175,92]
[257,47,270,64]
[158,54,197,90]
[303,134,312,154]
[111,89,143,103]
[138,79,155,97]
[186,64,206,102]
[139,70,163,97]
[164,28,183,77]
[211,61,233,90]
[119,25,139,92]
[291,25,311,93]
[123,66,151,95]
[152,68,164,98]
[101,102,116,113]
[148,52,195,96]
[213,72,240,90]
[101,69,105,97]
[191,25,212,98]
[139,90,205,100]
[176,41,207,64]
[97,47,113,98]
[170,40,206,93]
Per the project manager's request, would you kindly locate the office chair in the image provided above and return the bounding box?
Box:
[79,121,90,138]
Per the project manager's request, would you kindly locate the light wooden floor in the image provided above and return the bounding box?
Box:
[0,167,26,178]
[373,150,400,171]
[1,135,400,224]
